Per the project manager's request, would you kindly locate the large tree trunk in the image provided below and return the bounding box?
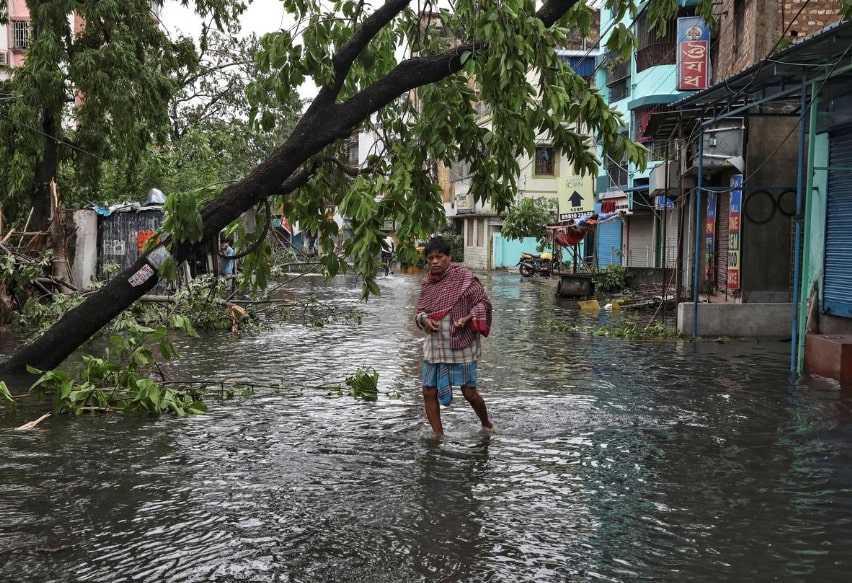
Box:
[0,0,577,376]
[0,254,162,375]
[30,110,60,233]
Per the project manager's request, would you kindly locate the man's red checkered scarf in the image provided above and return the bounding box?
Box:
[417,264,492,349]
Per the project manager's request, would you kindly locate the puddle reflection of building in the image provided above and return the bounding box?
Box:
[412,437,492,580]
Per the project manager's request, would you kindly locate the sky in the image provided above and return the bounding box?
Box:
[159,0,290,41]
[159,0,318,100]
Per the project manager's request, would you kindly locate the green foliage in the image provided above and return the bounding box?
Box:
[591,319,675,339]
[0,1,242,227]
[99,31,301,203]
[0,381,16,414]
[171,274,250,331]
[230,213,275,293]
[547,314,679,339]
[501,197,557,243]
[438,228,465,262]
[0,2,298,229]
[0,251,51,297]
[15,292,85,333]
[343,366,380,401]
[243,0,713,298]
[162,192,204,244]
[27,319,206,417]
[592,263,631,293]
[5,0,726,373]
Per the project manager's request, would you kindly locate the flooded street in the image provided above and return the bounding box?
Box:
[3,271,852,582]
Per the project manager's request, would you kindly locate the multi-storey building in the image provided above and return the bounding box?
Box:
[1,1,33,78]
[597,1,706,275]
[629,0,849,366]
[599,0,844,310]
[1,2,161,80]
[447,11,601,271]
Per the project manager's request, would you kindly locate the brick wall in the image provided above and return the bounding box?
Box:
[780,0,844,40]
[710,0,843,84]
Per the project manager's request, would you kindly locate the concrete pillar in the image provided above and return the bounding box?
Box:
[71,209,98,290]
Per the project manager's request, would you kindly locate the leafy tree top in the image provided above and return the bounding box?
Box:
[224,0,727,296]
[501,196,557,244]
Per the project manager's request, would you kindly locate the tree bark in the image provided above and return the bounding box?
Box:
[0,0,578,375]
[30,110,60,232]
[49,180,74,293]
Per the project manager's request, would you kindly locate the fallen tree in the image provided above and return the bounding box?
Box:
[0,0,709,375]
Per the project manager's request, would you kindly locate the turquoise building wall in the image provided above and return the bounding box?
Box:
[805,133,829,292]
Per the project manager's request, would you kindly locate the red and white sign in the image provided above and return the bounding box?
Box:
[677,18,710,91]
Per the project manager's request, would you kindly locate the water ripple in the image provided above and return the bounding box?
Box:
[2,273,852,581]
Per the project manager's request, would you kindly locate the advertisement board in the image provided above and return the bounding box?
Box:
[677,17,710,91]
[557,174,595,221]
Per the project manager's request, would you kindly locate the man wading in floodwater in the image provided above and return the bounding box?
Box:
[414,237,493,436]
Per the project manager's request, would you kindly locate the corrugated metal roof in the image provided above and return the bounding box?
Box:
[641,19,852,140]
[674,19,852,111]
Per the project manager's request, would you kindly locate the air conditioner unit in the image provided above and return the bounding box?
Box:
[0,51,8,66]
[649,161,696,195]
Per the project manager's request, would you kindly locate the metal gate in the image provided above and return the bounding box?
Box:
[824,130,852,317]
[659,209,679,268]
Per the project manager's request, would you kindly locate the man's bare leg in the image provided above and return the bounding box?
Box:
[422,386,444,436]
[461,386,493,429]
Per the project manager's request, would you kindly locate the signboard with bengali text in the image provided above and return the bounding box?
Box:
[455,190,474,214]
[677,17,710,91]
[705,191,716,281]
[728,175,743,290]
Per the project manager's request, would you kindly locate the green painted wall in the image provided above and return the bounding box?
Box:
[805,132,829,292]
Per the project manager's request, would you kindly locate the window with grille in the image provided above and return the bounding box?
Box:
[345,136,359,167]
[605,57,630,102]
[11,20,31,50]
[606,157,628,188]
[450,159,470,183]
[535,146,555,176]
[733,0,745,55]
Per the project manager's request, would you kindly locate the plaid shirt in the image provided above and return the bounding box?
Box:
[422,312,480,364]
[416,264,492,350]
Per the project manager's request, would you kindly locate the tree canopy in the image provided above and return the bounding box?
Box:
[1,0,723,374]
[501,197,557,244]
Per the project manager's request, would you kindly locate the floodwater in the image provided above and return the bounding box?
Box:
[2,271,852,582]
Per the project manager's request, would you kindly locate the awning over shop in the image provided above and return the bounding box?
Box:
[643,20,852,143]
[546,211,625,247]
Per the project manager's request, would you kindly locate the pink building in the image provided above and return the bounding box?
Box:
[0,1,116,79]
[1,0,32,74]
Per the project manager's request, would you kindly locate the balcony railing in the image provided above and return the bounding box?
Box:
[635,42,676,73]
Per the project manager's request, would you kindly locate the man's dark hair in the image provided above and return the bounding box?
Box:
[423,236,451,257]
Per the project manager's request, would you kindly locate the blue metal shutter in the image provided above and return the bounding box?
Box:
[823,130,852,317]
[568,56,596,78]
[597,216,623,268]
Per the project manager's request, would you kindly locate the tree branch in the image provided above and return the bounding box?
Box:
[316,0,410,104]
[0,0,584,375]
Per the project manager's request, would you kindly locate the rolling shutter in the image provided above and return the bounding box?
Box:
[824,131,852,317]
[596,216,623,267]
[626,214,654,267]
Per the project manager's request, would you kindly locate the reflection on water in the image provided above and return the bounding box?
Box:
[2,272,852,581]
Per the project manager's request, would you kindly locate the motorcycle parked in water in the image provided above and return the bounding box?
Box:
[517,248,561,277]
